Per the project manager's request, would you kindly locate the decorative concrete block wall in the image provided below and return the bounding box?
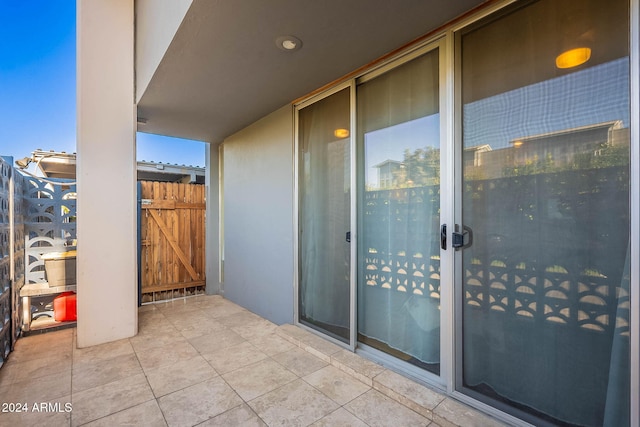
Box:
[23,176,76,285]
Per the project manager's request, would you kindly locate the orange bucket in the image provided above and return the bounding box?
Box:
[54,291,77,322]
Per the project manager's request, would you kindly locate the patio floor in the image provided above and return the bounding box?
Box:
[0,295,505,426]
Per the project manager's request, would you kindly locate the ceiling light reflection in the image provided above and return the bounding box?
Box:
[555,47,591,69]
[334,128,350,139]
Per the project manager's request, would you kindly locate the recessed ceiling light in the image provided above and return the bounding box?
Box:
[276,35,302,51]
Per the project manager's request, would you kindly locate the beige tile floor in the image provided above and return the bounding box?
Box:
[0,295,505,427]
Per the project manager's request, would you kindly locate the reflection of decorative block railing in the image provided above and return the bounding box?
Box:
[23,176,76,285]
[463,166,630,336]
[363,186,441,299]
[362,165,630,335]
[362,249,628,335]
[464,261,629,336]
[363,252,441,300]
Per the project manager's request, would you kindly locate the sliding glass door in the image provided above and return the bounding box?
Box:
[458,0,630,425]
[296,1,634,423]
[357,47,443,375]
[298,87,352,343]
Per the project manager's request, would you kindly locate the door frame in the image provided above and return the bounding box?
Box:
[292,0,639,423]
[630,3,640,427]
[353,38,453,389]
[447,2,638,426]
[293,80,357,351]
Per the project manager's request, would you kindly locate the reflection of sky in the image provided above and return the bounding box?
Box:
[365,114,439,187]
[464,58,629,149]
[361,58,629,187]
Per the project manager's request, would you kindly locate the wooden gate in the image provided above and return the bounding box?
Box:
[139,181,205,302]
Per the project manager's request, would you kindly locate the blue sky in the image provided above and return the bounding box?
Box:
[0,1,205,167]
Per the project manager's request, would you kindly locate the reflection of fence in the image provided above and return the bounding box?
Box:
[362,166,630,334]
[365,166,630,425]
[362,186,441,296]
[363,252,441,299]
[464,166,629,336]
[464,262,629,335]
[23,177,76,285]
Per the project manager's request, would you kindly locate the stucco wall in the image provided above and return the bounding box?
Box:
[222,105,294,325]
[135,0,192,102]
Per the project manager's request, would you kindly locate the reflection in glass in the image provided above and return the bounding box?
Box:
[357,50,441,374]
[460,0,630,425]
[298,88,351,342]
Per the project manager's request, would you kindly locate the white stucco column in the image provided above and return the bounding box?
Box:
[76,0,137,347]
[205,143,221,294]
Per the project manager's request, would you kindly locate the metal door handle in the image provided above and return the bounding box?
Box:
[441,224,447,250]
[452,225,473,250]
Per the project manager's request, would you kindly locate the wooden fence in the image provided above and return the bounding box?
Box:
[139,181,205,302]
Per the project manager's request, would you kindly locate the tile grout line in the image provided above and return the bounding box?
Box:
[73,308,170,426]
[136,307,167,401]
[274,328,387,425]
[297,368,375,426]
[278,325,451,425]
[30,299,443,426]
[172,303,274,426]
[186,310,353,426]
[69,329,75,427]
[135,309,172,427]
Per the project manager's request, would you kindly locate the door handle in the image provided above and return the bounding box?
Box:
[452,225,473,250]
[346,231,351,243]
[440,224,447,250]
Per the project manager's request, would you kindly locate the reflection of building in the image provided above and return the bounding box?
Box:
[463,144,492,168]
[509,120,625,165]
[373,159,403,189]
[466,121,629,179]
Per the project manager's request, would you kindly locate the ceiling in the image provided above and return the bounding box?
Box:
[136,0,487,143]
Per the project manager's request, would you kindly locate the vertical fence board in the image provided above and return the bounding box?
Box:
[139,181,206,301]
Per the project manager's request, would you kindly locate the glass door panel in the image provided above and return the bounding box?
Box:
[458,0,630,425]
[357,49,442,375]
[298,87,351,343]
